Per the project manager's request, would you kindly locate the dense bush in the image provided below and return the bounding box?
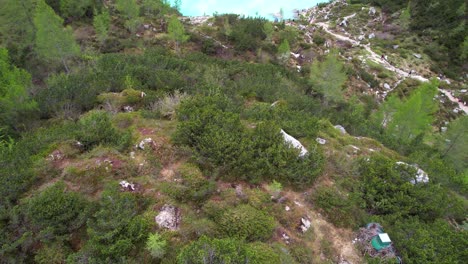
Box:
[75,110,123,150]
[357,155,448,221]
[161,163,216,204]
[73,186,149,261]
[25,182,89,236]
[217,204,275,241]
[312,186,364,228]
[177,236,281,264]
[227,17,268,52]
[388,218,468,263]
[174,95,323,187]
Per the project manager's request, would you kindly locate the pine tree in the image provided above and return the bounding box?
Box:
[0,48,37,137]
[309,50,347,104]
[263,22,274,42]
[276,39,290,65]
[33,0,80,72]
[386,80,438,143]
[93,9,111,43]
[438,116,467,172]
[168,16,189,53]
[0,0,36,66]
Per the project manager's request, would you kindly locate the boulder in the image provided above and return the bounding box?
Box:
[395,162,429,184]
[383,83,391,90]
[281,129,308,157]
[413,53,422,59]
[368,33,375,39]
[334,125,347,134]
[316,138,327,145]
[155,205,180,231]
[300,217,312,233]
[369,7,376,16]
[138,138,154,150]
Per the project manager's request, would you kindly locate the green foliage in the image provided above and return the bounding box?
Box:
[373,80,438,152]
[218,204,275,241]
[75,110,121,150]
[168,16,189,51]
[0,0,36,67]
[312,186,363,228]
[33,0,80,71]
[226,16,267,51]
[34,243,70,264]
[310,50,348,104]
[277,39,290,65]
[174,95,323,187]
[162,163,215,203]
[177,236,247,264]
[0,48,37,137]
[177,236,281,264]
[0,122,76,205]
[83,186,149,260]
[59,0,94,18]
[142,0,171,17]
[313,34,325,46]
[357,155,447,221]
[388,218,468,263]
[115,0,139,19]
[263,22,274,42]
[25,181,89,236]
[244,242,281,264]
[146,233,167,259]
[437,116,468,172]
[93,9,111,43]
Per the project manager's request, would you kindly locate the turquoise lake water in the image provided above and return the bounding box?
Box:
[173,0,328,19]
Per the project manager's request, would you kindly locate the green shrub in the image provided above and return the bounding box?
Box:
[25,181,89,235]
[312,186,363,228]
[245,242,281,264]
[217,204,275,241]
[146,233,167,259]
[162,163,215,204]
[177,236,246,264]
[84,186,149,260]
[357,155,448,221]
[177,236,281,264]
[76,110,120,149]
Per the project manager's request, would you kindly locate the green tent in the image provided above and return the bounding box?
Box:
[371,233,392,251]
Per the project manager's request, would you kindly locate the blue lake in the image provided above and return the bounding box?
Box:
[172,0,328,19]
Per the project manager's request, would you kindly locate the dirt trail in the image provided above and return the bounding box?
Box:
[439,89,468,114]
[316,21,467,114]
[288,192,362,263]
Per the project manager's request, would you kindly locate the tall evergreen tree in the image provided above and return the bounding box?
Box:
[309,50,347,104]
[33,0,80,72]
[0,48,37,137]
[276,39,290,65]
[0,0,36,66]
[168,16,189,53]
[93,9,111,43]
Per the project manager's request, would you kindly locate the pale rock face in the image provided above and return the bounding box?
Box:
[316,138,327,145]
[138,138,153,150]
[281,129,308,157]
[334,125,347,134]
[300,217,312,233]
[119,180,135,191]
[155,205,180,231]
[395,162,429,184]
